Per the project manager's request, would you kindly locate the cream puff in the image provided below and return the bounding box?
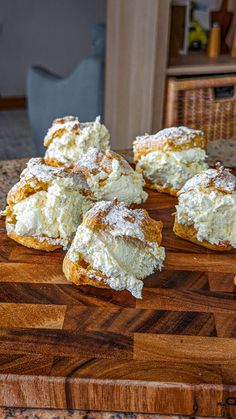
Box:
[44,116,110,167]
[5,158,93,251]
[174,165,236,251]
[72,147,147,205]
[133,126,208,196]
[63,200,165,298]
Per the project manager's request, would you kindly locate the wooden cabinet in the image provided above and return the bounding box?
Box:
[105,0,171,148]
[105,1,236,147]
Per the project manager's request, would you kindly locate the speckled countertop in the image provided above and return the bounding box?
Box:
[0,140,236,210]
[0,157,28,210]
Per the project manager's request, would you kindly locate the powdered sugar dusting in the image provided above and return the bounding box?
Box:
[21,158,65,182]
[75,147,103,172]
[68,200,165,299]
[74,147,131,173]
[134,126,204,151]
[156,126,203,141]
[73,148,147,205]
[104,203,144,231]
[179,166,236,194]
[10,158,91,197]
[86,200,146,240]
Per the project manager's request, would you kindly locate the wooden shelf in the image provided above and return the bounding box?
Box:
[167,53,236,76]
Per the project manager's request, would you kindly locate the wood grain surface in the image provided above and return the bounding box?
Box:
[0,186,236,417]
[105,0,170,148]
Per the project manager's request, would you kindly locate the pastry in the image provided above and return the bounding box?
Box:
[133,126,208,196]
[5,158,93,251]
[174,165,236,251]
[72,147,148,205]
[44,115,110,167]
[63,200,165,298]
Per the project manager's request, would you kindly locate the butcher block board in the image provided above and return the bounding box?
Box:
[0,189,236,418]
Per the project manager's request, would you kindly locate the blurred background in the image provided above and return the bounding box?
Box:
[0,0,106,158]
[0,0,236,165]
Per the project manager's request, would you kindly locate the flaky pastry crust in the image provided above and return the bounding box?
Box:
[136,170,178,196]
[63,200,163,289]
[133,126,206,162]
[173,217,233,251]
[173,166,236,251]
[6,158,90,251]
[73,148,132,178]
[6,228,61,251]
[44,116,79,148]
[63,254,109,288]
[82,202,163,244]
[43,157,65,168]
[177,165,236,196]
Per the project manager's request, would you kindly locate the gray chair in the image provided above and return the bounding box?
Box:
[27,24,105,155]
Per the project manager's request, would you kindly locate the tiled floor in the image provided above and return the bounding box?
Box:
[0,109,36,160]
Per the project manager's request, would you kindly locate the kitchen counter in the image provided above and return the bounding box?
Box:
[0,147,236,419]
[0,157,28,210]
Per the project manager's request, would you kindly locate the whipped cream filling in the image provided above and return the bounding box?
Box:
[87,159,147,205]
[45,116,110,165]
[68,224,165,299]
[11,178,92,248]
[176,189,236,247]
[137,148,208,191]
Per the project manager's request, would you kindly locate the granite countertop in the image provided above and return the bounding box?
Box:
[0,157,28,210]
[0,140,236,210]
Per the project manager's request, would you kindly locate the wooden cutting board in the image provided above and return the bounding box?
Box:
[0,189,236,417]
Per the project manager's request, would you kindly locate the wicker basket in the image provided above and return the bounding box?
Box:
[165,75,236,141]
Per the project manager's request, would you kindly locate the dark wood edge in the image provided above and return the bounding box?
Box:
[0,97,27,110]
[0,374,235,416]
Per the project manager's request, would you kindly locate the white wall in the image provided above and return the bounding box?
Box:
[0,0,106,96]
